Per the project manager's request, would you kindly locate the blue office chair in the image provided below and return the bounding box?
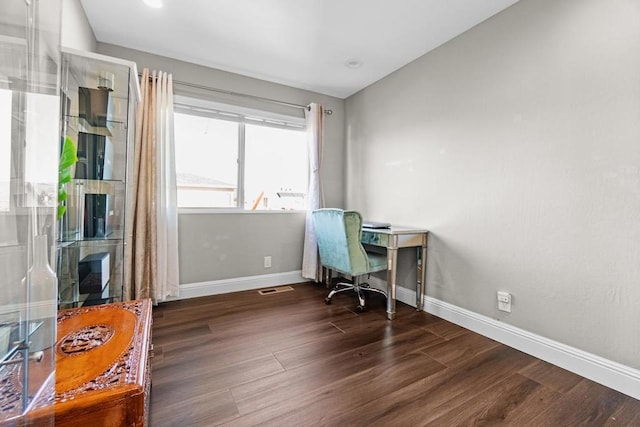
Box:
[312,208,388,312]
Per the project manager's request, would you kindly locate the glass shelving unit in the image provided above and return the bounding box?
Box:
[57,48,140,309]
[0,0,61,424]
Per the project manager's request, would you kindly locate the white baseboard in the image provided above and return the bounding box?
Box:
[370,277,640,401]
[174,270,305,301]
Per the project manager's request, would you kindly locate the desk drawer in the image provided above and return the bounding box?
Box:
[361,231,389,247]
[396,233,426,248]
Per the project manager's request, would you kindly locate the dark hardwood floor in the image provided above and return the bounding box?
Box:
[149,283,640,426]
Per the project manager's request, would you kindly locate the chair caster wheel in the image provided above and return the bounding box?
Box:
[356,305,365,313]
[324,297,332,305]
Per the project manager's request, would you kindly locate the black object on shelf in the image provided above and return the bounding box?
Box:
[84,194,113,238]
[75,132,113,180]
[78,252,110,294]
[78,87,111,127]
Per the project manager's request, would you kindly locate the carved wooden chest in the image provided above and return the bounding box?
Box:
[47,299,151,426]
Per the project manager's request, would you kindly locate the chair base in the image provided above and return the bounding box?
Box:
[324,278,387,312]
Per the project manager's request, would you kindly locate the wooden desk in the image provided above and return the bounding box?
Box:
[361,226,428,320]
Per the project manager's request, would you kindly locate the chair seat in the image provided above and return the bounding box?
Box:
[367,252,387,273]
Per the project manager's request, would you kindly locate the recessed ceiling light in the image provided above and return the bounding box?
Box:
[344,59,363,69]
[142,0,163,8]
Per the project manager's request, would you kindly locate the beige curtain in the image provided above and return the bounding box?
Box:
[124,68,180,303]
[301,103,324,281]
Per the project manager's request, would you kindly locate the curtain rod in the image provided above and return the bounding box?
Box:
[140,73,332,115]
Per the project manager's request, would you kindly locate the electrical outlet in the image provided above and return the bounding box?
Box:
[264,256,272,268]
[497,291,511,313]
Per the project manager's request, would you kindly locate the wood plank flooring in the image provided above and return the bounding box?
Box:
[149,283,640,426]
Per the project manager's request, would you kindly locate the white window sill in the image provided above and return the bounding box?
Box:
[178,208,306,215]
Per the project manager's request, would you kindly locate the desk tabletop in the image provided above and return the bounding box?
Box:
[362,226,429,235]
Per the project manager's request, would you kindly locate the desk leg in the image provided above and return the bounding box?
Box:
[386,247,398,320]
[416,243,427,311]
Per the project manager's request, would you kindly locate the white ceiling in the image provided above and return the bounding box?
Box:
[80,0,520,99]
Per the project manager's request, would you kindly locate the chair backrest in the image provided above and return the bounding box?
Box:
[312,209,370,276]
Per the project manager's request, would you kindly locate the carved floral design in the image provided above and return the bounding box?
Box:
[58,324,114,356]
[0,363,21,413]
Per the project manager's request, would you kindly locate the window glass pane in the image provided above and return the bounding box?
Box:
[174,112,238,208]
[244,124,307,210]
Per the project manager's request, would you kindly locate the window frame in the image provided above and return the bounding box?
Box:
[173,95,308,214]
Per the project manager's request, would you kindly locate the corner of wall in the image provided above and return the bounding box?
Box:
[61,0,97,52]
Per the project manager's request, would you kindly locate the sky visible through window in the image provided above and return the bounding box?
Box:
[174,111,308,209]
[175,112,238,185]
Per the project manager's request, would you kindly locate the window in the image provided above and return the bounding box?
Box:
[174,97,308,211]
[174,113,239,208]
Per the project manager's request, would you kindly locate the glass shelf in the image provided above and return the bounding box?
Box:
[0,319,21,368]
[59,294,119,309]
[63,114,127,138]
[68,178,126,191]
[58,236,124,243]
[0,320,45,368]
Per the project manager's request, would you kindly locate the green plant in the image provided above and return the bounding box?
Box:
[57,136,78,219]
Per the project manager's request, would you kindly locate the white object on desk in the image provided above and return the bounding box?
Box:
[362,220,391,229]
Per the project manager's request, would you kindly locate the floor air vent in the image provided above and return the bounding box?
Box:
[258,286,294,295]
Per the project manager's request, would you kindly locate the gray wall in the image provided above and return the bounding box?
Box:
[97,43,345,284]
[178,213,306,283]
[61,0,96,51]
[345,0,640,369]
